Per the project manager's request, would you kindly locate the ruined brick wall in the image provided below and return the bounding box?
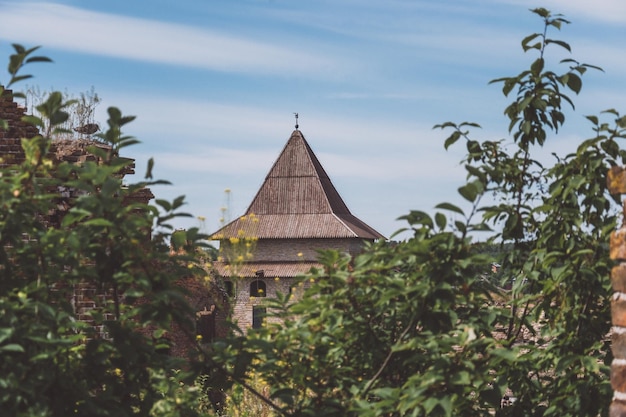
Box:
[608,166,626,415]
[0,90,184,353]
[0,89,38,167]
[161,276,229,358]
[73,283,119,340]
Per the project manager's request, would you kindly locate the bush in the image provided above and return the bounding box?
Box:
[0,45,210,417]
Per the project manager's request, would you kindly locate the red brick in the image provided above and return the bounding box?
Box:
[612,362,626,392]
[612,229,626,261]
[613,331,626,359]
[608,166,626,194]
[614,265,626,293]
[611,400,626,417]
[613,298,626,327]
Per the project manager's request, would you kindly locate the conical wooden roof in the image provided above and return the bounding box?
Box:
[213,130,384,240]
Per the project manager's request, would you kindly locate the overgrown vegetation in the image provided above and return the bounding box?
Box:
[0,45,210,416]
[23,85,102,139]
[0,7,623,417]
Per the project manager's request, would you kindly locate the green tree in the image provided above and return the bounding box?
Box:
[0,44,211,416]
[216,8,619,417]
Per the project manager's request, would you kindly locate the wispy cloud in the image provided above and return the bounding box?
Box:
[102,90,466,181]
[148,143,465,182]
[99,91,443,147]
[500,0,626,24]
[0,1,343,78]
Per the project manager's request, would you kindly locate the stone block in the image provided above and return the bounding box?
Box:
[612,229,626,261]
[613,331,626,359]
[613,298,626,327]
[609,166,626,195]
[612,362,626,392]
[614,265,626,293]
[611,400,626,417]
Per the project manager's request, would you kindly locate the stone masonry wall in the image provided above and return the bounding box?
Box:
[229,275,307,330]
[224,237,371,329]
[253,238,367,262]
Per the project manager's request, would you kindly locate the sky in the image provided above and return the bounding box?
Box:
[0,0,625,240]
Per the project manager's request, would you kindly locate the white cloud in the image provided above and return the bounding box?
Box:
[547,0,626,23]
[99,91,448,148]
[0,1,342,77]
[149,147,278,176]
[501,0,626,24]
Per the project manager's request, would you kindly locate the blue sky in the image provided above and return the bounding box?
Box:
[0,0,625,239]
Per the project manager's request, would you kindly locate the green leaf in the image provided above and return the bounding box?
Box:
[545,38,571,52]
[566,72,582,94]
[530,58,544,74]
[271,388,297,406]
[503,213,523,239]
[531,8,550,18]
[0,328,13,344]
[8,74,33,84]
[171,229,187,250]
[454,220,467,234]
[398,210,433,228]
[451,370,471,385]
[155,199,172,212]
[490,347,518,362]
[521,33,542,51]
[422,397,439,414]
[444,131,461,150]
[458,183,478,202]
[61,208,92,227]
[435,202,465,216]
[0,343,25,353]
[439,396,452,416]
[145,157,154,180]
[435,212,447,230]
[25,56,53,64]
[83,218,114,227]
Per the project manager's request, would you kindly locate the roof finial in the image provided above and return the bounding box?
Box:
[294,112,299,130]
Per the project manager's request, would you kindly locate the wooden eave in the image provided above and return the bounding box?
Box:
[212,261,321,279]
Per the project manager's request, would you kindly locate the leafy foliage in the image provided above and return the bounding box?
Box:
[0,46,211,416]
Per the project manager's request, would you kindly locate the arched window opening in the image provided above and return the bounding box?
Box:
[250,280,266,297]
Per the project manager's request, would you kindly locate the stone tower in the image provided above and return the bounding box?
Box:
[211,128,384,330]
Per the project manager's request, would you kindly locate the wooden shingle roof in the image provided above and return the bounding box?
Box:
[213,130,384,240]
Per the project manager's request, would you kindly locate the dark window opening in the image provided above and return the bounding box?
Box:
[224,280,234,297]
[252,306,266,329]
[196,306,216,342]
[250,280,266,297]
